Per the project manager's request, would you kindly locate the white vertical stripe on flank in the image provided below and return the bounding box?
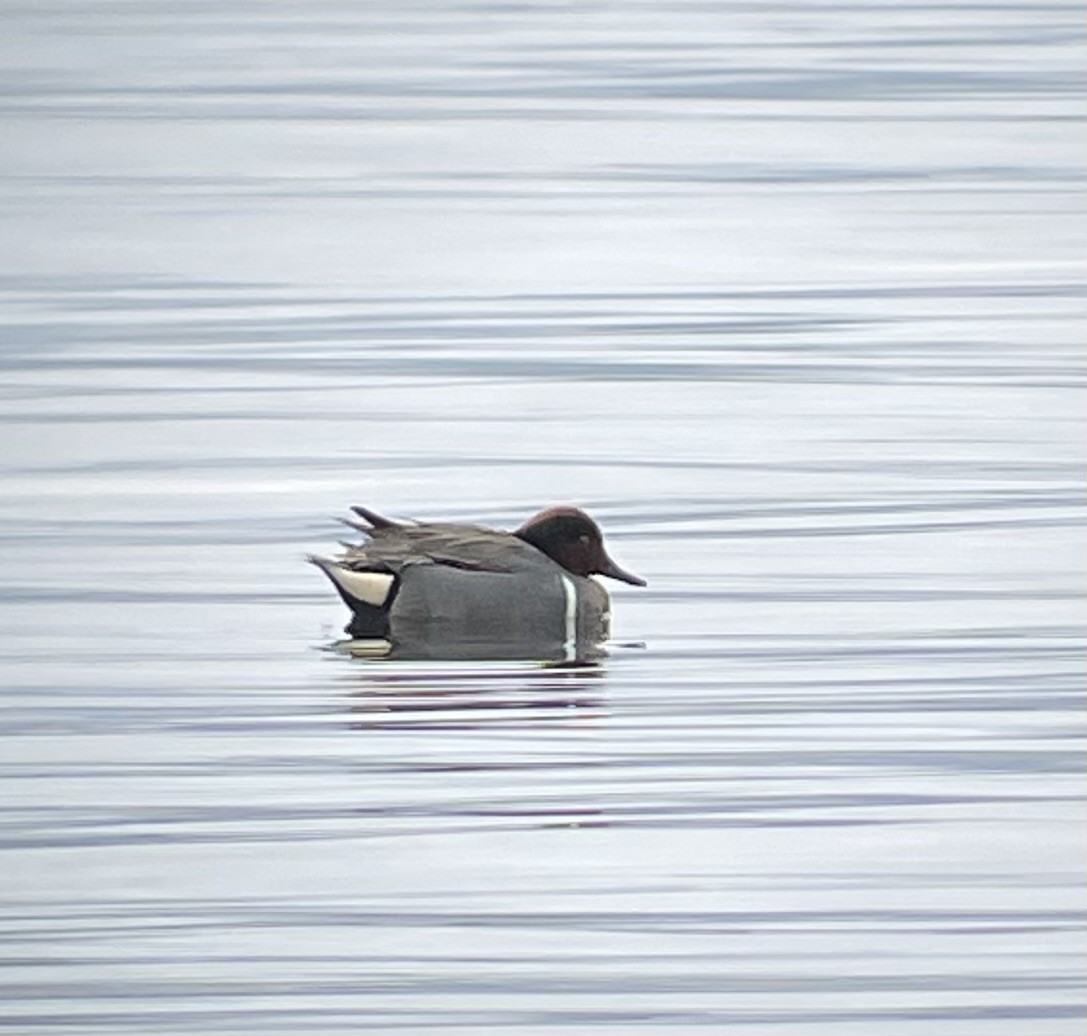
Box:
[560,574,578,661]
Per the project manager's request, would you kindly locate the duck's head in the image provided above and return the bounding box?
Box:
[515,507,646,586]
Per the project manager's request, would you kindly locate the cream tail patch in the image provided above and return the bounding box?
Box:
[314,560,395,607]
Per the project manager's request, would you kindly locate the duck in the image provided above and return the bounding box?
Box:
[310,506,645,660]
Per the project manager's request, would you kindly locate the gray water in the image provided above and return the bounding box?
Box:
[1,2,1085,1033]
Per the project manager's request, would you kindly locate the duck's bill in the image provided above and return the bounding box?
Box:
[597,555,647,587]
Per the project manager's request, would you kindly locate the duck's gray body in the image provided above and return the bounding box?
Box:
[383,562,609,658]
[310,516,612,661]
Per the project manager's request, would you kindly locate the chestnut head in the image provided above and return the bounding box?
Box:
[515,507,646,586]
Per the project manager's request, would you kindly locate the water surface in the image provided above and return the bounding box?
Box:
[1,1,1084,1033]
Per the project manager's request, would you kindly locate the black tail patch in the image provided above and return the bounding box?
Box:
[345,602,390,638]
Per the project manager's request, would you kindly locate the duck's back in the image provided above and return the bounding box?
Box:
[340,521,546,575]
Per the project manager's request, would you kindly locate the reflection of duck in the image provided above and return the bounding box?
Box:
[344,662,608,728]
[310,506,645,661]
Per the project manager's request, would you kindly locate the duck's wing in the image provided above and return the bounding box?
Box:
[332,519,545,575]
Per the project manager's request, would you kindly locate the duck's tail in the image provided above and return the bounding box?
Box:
[308,556,397,637]
[308,556,395,607]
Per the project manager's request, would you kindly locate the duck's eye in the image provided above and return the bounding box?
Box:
[578,534,590,545]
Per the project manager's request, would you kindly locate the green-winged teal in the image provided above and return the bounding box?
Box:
[310,506,645,660]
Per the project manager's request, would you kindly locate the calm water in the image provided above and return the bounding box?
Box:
[1,2,1085,1033]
